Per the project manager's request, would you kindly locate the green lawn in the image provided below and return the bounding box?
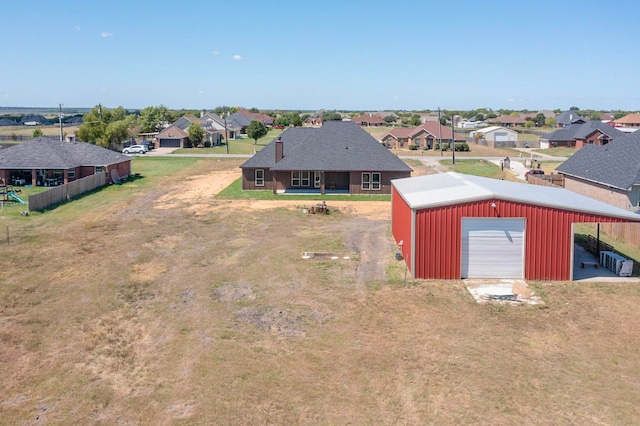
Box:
[216,178,390,201]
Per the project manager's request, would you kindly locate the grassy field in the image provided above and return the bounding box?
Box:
[2,157,640,424]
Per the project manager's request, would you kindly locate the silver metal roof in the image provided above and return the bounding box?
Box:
[392,172,640,221]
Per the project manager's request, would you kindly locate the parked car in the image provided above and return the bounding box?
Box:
[140,140,155,150]
[122,145,146,154]
[525,169,544,181]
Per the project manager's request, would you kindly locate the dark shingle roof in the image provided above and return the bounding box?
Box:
[0,137,130,169]
[241,121,412,172]
[556,130,640,190]
[542,120,624,142]
[555,110,584,126]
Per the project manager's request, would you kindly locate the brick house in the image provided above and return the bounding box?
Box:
[240,121,411,195]
[556,130,640,211]
[0,137,131,186]
[380,122,465,150]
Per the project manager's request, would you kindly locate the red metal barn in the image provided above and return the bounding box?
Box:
[391,173,640,281]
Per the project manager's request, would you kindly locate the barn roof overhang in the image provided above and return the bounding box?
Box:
[392,172,640,222]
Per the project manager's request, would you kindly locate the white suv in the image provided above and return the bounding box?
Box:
[123,145,146,154]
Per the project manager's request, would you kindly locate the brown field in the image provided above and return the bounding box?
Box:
[2,159,640,424]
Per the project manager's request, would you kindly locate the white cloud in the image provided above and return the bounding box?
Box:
[233,55,242,60]
[101,32,113,38]
[212,50,220,55]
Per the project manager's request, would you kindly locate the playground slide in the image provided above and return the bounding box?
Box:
[8,191,27,204]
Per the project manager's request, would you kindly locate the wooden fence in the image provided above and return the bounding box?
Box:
[28,172,106,212]
[598,222,640,250]
[527,174,564,188]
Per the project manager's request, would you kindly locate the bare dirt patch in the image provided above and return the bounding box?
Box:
[4,159,640,424]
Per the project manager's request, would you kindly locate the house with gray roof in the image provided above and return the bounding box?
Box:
[540,120,624,149]
[0,137,131,186]
[556,131,640,211]
[555,110,585,128]
[240,121,412,195]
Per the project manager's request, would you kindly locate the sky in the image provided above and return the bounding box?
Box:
[1,0,639,112]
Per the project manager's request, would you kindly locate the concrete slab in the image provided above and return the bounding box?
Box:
[572,244,638,282]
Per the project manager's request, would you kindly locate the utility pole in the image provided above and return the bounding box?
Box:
[58,104,64,142]
[451,114,456,165]
[224,111,229,154]
[438,107,443,157]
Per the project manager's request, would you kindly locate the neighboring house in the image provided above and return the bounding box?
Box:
[486,115,526,127]
[304,113,323,126]
[200,112,241,141]
[0,137,131,186]
[555,110,585,128]
[352,113,387,127]
[471,126,519,148]
[556,131,640,211]
[156,125,189,148]
[237,109,274,127]
[159,114,240,147]
[613,113,640,128]
[380,122,465,150]
[19,114,47,126]
[391,172,640,281]
[540,120,624,149]
[0,118,18,126]
[240,121,412,195]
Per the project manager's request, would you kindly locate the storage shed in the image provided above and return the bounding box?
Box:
[391,173,640,281]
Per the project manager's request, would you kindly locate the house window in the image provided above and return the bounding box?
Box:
[362,172,381,190]
[314,171,321,188]
[291,171,301,186]
[291,171,310,187]
[95,166,104,174]
[68,169,76,179]
[255,169,264,186]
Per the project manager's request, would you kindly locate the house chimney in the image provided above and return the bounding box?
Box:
[275,136,283,163]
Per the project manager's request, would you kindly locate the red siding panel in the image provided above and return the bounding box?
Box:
[391,188,414,273]
[409,199,630,281]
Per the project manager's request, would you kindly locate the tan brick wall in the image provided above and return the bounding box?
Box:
[563,176,629,209]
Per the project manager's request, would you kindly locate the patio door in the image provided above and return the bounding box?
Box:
[314,171,321,188]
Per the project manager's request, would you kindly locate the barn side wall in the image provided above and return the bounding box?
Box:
[391,188,414,273]
[412,199,628,281]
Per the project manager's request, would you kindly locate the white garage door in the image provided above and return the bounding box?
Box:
[494,132,508,142]
[461,218,525,278]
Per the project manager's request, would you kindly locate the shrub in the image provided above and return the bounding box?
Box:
[204,141,211,148]
[455,142,470,152]
[408,144,418,150]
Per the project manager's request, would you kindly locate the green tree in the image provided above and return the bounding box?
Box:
[187,123,205,147]
[524,120,535,128]
[545,117,557,127]
[322,111,342,122]
[288,112,302,127]
[275,116,290,127]
[384,115,396,124]
[614,111,627,119]
[410,115,421,126]
[77,104,136,148]
[32,128,43,138]
[247,120,267,144]
[535,113,546,127]
[138,105,175,133]
[569,106,580,111]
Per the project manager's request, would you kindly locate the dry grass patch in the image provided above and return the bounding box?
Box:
[2,158,640,424]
